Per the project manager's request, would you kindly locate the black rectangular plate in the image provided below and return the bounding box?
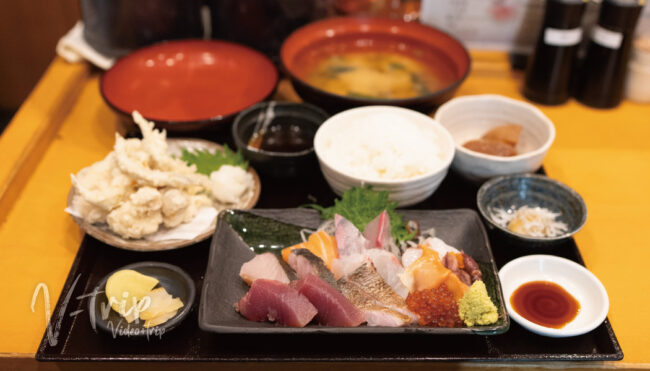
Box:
[36,169,623,362]
[199,208,509,335]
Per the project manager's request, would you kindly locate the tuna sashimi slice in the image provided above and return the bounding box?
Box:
[334,214,367,257]
[292,274,365,327]
[239,252,289,285]
[235,279,317,327]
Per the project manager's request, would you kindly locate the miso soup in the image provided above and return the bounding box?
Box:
[292,35,458,100]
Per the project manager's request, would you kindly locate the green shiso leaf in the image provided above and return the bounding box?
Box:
[306,186,414,243]
[180,145,248,175]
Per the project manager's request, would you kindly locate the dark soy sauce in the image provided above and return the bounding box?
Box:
[248,119,314,153]
[511,280,580,329]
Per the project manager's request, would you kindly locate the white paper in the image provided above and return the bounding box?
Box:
[145,207,218,242]
[66,204,218,242]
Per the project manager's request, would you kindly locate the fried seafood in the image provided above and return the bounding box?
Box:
[69,111,254,239]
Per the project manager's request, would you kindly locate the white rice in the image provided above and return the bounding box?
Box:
[318,112,446,181]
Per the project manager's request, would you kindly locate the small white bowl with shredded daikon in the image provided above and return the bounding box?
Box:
[314,106,455,207]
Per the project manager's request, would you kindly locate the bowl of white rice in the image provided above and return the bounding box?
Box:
[314,106,455,206]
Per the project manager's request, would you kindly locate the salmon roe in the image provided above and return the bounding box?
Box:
[406,284,463,327]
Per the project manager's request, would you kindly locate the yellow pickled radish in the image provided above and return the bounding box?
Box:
[105,269,159,315]
[139,287,184,321]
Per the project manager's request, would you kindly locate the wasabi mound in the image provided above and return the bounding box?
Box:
[458,280,498,327]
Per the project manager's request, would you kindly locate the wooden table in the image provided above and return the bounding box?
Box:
[1,52,649,370]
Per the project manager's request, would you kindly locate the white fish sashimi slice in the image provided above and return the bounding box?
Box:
[334,214,367,257]
[363,210,401,256]
[331,253,370,280]
[365,249,409,298]
[239,252,290,285]
[363,210,391,249]
[333,251,409,298]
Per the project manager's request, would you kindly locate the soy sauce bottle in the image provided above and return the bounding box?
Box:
[574,0,645,108]
[522,0,587,105]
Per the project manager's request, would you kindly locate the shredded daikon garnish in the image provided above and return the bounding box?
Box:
[491,206,568,238]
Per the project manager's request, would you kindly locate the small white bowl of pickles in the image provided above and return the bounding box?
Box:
[434,94,555,181]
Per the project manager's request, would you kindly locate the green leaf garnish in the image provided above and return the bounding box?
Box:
[180,145,248,175]
[307,186,414,243]
[346,91,379,100]
[388,62,406,70]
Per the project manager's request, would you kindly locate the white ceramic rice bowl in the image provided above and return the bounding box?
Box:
[314,106,455,207]
[434,95,555,181]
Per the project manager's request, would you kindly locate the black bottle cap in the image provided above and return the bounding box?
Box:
[546,0,588,29]
[599,0,645,32]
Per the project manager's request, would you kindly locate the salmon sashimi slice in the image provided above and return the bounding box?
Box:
[292,274,365,327]
[239,252,290,285]
[235,279,317,327]
[288,249,338,288]
[281,230,338,270]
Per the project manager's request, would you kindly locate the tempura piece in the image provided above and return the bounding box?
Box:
[106,187,163,239]
[71,152,134,211]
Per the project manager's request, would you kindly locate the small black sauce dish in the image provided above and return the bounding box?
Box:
[232,101,329,178]
[88,262,195,339]
[477,174,587,248]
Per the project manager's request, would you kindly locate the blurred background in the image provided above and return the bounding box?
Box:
[1,0,649,132]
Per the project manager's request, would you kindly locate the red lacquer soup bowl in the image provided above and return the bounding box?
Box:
[101,40,278,132]
[281,17,470,113]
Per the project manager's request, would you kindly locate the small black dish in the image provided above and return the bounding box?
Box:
[477,174,587,248]
[88,261,195,339]
[232,101,329,178]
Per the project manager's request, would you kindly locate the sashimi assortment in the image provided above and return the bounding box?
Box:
[234,208,499,328]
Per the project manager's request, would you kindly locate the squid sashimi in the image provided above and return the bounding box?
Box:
[281,230,338,270]
[235,279,317,327]
[239,252,290,285]
[292,274,365,327]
